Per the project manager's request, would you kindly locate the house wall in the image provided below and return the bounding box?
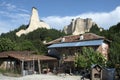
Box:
[0,61,15,70]
[48,47,83,60]
[0,61,7,70]
[58,48,79,57]
[48,49,60,58]
[97,42,109,60]
[48,44,109,74]
[48,43,109,60]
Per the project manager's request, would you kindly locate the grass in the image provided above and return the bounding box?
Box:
[0,68,21,77]
[0,69,7,73]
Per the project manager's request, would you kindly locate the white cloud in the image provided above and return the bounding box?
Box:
[17,8,30,13]
[0,2,29,13]
[42,16,73,30]
[42,6,120,30]
[0,12,30,34]
[0,21,10,34]
[0,2,16,10]
[0,2,30,34]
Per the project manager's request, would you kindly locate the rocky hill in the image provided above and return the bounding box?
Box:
[16,7,50,37]
[63,18,99,35]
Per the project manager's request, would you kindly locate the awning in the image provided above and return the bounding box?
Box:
[8,53,57,61]
[48,40,103,48]
[0,51,57,61]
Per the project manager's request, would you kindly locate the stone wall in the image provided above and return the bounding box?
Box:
[97,43,109,60]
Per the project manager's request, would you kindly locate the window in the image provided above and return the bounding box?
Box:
[94,73,100,78]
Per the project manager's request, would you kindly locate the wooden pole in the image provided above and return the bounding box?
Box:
[21,60,24,76]
[28,61,30,71]
[12,61,14,72]
[6,61,8,70]
[10,60,12,71]
[70,67,71,74]
[33,58,35,73]
[38,59,41,74]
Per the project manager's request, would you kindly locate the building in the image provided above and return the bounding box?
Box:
[0,51,57,75]
[46,33,110,73]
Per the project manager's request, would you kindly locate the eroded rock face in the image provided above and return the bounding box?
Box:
[63,18,95,35]
[16,7,50,37]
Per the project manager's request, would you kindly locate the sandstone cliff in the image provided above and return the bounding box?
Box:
[16,7,50,37]
[63,18,95,35]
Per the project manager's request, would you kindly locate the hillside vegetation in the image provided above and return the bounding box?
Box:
[90,23,120,68]
[0,25,66,54]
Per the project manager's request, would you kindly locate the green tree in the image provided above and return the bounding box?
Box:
[14,40,35,51]
[107,43,120,67]
[26,28,66,41]
[75,47,106,69]
[90,24,101,34]
[0,38,14,52]
[32,40,47,55]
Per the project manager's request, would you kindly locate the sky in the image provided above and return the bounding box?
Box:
[0,0,120,34]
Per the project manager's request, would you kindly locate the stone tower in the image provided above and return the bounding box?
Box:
[16,7,50,37]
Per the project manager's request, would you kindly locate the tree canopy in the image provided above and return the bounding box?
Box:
[0,38,15,52]
[75,47,106,69]
[0,25,66,54]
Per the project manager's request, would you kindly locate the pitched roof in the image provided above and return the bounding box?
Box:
[0,52,8,58]
[91,64,102,69]
[0,51,57,61]
[46,33,105,45]
[48,40,103,48]
[0,51,34,58]
[9,53,57,61]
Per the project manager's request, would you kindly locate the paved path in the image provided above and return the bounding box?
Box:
[0,74,90,80]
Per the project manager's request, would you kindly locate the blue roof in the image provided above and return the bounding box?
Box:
[48,40,103,48]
